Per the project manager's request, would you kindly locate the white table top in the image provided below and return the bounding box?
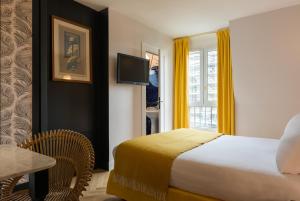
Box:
[0,144,56,181]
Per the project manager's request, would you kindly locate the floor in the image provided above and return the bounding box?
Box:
[80,171,122,201]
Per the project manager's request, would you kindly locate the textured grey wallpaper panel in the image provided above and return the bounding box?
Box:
[0,0,32,144]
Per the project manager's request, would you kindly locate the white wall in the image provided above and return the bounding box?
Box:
[109,9,173,168]
[230,5,300,139]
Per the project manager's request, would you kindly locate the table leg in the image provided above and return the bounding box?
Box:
[29,170,49,201]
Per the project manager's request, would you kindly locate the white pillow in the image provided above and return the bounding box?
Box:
[276,114,300,174]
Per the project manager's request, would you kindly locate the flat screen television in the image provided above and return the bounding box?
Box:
[117,53,149,85]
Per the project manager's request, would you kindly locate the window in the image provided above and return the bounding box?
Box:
[189,49,217,131]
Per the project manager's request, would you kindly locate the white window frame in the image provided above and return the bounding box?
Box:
[189,47,217,131]
[189,47,217,107]
[189,50,204,108]
[203,48,217,107]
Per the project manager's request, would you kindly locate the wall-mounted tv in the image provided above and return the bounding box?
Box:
[117,53,149,85]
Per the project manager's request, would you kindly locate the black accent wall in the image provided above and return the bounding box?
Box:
[32,0,109,170]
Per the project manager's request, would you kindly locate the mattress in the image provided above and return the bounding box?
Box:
[170,135,300,201]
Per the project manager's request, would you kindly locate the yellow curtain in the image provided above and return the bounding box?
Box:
[217,29,235,135]
[173,37,190,129]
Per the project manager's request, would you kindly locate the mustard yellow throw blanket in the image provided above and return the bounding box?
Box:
[107,129,221,201]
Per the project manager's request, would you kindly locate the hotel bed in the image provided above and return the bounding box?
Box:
[171,135,300,201]
[107,114,300,201]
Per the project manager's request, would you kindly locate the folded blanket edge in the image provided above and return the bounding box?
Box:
[112,171,167,201]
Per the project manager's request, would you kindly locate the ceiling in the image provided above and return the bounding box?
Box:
[75,0,300,37]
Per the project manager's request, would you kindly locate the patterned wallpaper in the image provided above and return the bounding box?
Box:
[0,0,32,144]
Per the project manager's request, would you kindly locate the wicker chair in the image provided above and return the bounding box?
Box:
[0,130,95,201]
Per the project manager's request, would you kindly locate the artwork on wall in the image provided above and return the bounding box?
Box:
[52,16,92,83]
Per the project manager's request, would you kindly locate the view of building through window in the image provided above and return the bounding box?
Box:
[189,49,217,130]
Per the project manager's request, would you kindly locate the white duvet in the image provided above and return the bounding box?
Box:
[170,135,300,201]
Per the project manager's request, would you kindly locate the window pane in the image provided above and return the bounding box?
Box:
[189,106,217,130]
[207,50,218,103]
[189,51,201,106]
[189,49,217,131]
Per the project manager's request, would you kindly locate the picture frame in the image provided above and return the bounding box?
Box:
[52,16,92,83]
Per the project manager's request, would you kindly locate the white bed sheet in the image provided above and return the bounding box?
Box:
[170,135,300,201]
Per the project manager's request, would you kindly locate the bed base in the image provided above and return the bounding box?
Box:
[107,172,222,201]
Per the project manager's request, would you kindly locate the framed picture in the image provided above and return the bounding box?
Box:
[52,16,92,83]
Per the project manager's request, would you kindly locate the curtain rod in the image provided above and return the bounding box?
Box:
[189,27,229,38]
[174,31,215,40]
[189,30,217,38]
[174,27,228,40]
